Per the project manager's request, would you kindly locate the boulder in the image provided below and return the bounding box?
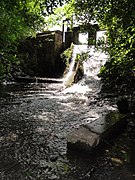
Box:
[67,112,127,153]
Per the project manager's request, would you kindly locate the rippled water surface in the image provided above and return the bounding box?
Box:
[0,82,135,180]
[0,46,135,180]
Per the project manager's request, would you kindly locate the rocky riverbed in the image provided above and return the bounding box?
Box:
[0,82,135,180]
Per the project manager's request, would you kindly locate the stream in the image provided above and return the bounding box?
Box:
[0,46,135,180]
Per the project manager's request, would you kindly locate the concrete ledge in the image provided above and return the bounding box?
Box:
[15,77,63,83]
[67,112,127,153]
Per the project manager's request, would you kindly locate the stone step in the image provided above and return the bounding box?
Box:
[15,76,63,83]
[67,112,127,153]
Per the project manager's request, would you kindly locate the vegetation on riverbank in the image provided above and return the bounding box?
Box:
[74,0,135,93]
[0,0,135,96]
[0,0,65,82]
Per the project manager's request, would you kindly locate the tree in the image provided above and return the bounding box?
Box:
[73,0,135,93]
[43,0,75,31]
[0,0,66,81]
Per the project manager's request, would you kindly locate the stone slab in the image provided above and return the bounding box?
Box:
[83,112,127,136]
[67,112,127,153]
[67,126,100,152]
[15,77,63,83]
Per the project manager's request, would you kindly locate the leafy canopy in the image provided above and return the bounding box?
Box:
[74,0,135,93]
[44,0,75,30]
[0,0,66,80]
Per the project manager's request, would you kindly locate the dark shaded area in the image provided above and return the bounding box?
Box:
[0,83,135,180]
[117,97,129,114]
[17,31,65,78]
[67,112,128,153]
[14,77,63,83]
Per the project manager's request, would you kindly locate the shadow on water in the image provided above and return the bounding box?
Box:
[0,83,135,180]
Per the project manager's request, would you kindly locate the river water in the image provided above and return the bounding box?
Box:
[0,46,135,179]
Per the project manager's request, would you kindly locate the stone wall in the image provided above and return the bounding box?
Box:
[65,31,79,49]
[18,25,99,78]
[64,24,99,48]
[18,31,64,77]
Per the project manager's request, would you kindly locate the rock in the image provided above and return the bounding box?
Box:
[67,126,100,152]
[50,155,58,162]
[86,97,97,105]
[67,112,127,153]
[117,97,129,114]
[49,175,58,180]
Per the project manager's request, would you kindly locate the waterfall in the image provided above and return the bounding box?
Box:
[62,45,108,94]
[63,45,81,87]
[83,46,108,78]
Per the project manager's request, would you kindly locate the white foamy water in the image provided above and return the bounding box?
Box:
[63,45,81,87]
[62,45,108,94]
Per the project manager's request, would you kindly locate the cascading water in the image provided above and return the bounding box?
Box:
[63,45,81,87]
[0,44,134,180]
[62,44,108,94]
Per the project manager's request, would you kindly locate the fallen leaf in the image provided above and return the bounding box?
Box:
[111,157,123,165]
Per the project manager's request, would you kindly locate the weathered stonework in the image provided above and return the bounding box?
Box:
[67,126,100,152]
[67,112,127,153]
[65,31,79,49]
[18,31,64,77]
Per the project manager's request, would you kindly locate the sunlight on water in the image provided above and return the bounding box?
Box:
[83,46,108,78]
[62,45,108,94]
[63,45,82,87]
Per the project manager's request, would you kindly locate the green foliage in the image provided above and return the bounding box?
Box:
[61,43,88,68]
[74,0,135,93]
[0,0,65,82]
[75,52,89,63]
[60,43,74,67]
[99,0,135,93]
[44,0,75,30]
[61,43,84,83]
